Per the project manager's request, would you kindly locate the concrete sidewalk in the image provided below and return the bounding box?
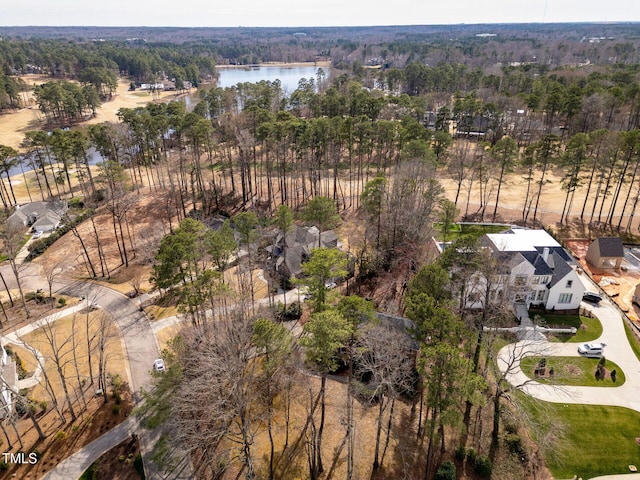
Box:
[40,416,140,480]
[2,301,95,389]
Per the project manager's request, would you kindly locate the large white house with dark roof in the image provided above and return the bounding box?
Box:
[479,228,585,311]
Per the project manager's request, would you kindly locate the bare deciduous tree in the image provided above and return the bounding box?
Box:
[355,323,417,471]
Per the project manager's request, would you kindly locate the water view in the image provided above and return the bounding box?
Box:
[215,64,329,93]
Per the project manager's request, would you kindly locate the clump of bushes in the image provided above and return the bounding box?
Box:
[474,455,492,477]
[275,301,301,321]
[435,460,456,480]
[505,433,526,456]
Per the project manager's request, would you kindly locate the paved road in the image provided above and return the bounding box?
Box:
[56,280,159,401]
[499,273,640,413]
[1,265,164,480]
[40,417,141,480]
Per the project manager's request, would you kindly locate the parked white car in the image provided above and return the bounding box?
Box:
[153,359,166,372]
[577,342,606,358]
[32,230,43,239]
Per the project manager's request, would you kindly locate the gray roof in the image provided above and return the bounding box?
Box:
[547,252,574,288]
[594,237,624,258]
[278,225,338,277]
[484,230,577,282]
[532,255,553,276]
[6,200,68,232]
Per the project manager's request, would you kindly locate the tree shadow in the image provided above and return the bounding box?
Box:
[381,405,423,480]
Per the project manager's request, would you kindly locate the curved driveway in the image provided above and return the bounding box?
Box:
[56,279,159,400]
[498,297,640,413]
[0,262,161,480]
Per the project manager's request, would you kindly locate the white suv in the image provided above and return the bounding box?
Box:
[577,342,606,358]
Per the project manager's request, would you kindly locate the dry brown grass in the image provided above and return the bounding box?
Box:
[0,75,188,150]
[155,324,182,351]
[223,265,269,300]
[17,310,126,403]
[144,304,179,322]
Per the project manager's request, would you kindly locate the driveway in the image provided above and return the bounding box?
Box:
[1,267,164,480]
[498,274,640,413]
[56,279,159,400]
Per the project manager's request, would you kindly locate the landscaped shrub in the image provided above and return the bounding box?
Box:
[466,447,477,464]
[0,462,9,471]
[112,404,121,415]
[55,430,67,442]
[57,297,67,307]
[505,433,527,457]
[435,460,456,480]
[454,445,466,461]
[474,455,492,477]
[275,301,301,321]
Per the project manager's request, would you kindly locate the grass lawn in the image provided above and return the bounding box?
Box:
[624,322,640,362]
[432,222,508,242]
[520,395,640,479]
[520,356,624,387]
[533,313,603,343]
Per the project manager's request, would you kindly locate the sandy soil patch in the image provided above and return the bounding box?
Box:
[0,76,190,150]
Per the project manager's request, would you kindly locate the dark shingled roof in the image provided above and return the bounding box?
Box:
[534,246,573,264]
[547,252,574,288]
[595,237,624,258]
[532,256,554,276]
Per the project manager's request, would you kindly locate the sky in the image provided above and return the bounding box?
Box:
[0,0,639,27]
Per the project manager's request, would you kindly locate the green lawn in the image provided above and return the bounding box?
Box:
[520,395,640,479]
[533,313,603,343]
[624,322,640,362]
[520,356,624,387]
[432,222,509,242]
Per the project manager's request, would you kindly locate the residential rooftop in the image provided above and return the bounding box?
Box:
[485,228,560,252]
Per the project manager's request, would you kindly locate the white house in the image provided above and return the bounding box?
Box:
[0,343,17,417]
[477,229,584,311]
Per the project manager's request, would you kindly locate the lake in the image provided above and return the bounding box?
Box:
[216,64,328,93]
[180,64,330,111]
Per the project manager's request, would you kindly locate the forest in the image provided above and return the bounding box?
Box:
[1,23,640,480]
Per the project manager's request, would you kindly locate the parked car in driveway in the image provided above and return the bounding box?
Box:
[32,230,43,239]
[582,292,603,304]
[578,342,606,358]
[153,359,166,372]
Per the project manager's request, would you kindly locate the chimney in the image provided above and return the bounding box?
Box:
[542,247,549,263]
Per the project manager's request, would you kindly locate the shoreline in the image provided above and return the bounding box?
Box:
[215,60,331,69]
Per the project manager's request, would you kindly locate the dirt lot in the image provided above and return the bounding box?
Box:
[565,239,640,325]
